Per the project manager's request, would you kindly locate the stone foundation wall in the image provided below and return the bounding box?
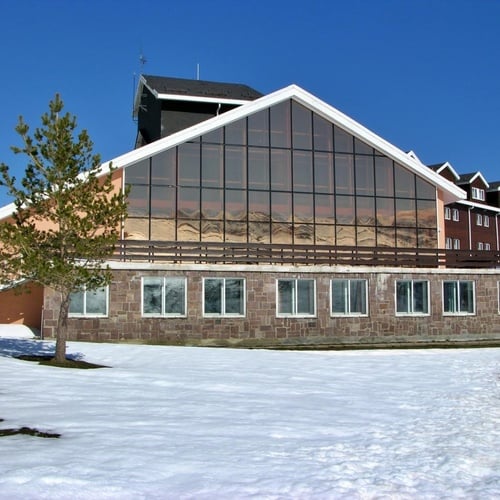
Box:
[42,265,500,346]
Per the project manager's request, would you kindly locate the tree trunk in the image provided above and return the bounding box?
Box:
[54,291,71,363]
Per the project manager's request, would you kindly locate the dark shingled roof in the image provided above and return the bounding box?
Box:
[427,162,447,171]
[487,181,500,191]
[456,172,476,184]
[142,75,262,101]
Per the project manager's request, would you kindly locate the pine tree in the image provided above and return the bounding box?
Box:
[0,95,128,363]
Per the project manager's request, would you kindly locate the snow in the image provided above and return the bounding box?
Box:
[0,324,37,339]
[0,334,499,499]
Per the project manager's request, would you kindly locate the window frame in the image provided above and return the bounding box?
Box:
[452,209,459,222]
[276,278,316,318]
[476,213,483,226]
[484,215,490,227]
[444,207,451,220]
[142,277,187,317]
[330,279,368,317]
[442,280,476,315]
[395,280,430,316]
[453,238,460,250]
[69,286,109,318]
[202,277,246,317]
[472,187,485,201]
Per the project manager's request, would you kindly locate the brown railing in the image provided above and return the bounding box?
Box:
[112,240,500,269]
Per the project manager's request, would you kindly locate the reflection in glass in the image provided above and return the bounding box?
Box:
[225,146,246,189]
[395,199,416,227]
[336,225,355,246]
[314,152,334,193]
[294,193,313,223]
[336,195,355,224]
[395,165,415,197]
[177,187,200,219]
[335,154,354,194]
[376,198,395,226]
[226,189,246,221]
[294,224,314,244]
[293,151,313,192]
[126,159,149,184]
[202,144,223,187]
[201,221,223,241]
[151,186,175,218]
[270,100,291,148]
[375,156,394,197]
[201,188,223,219]
[225,119,246,145]
[417,199,436,228]
[152,149,176,185]
[127,185,149,216]
[271,149,291,191]
[177,220,200,241]
[292,101,312,150]
[248,109,269,147]
[334,126,353,153]
[248,147,269,190]
[272,192,292,222]
[313,114,333,151]
[178,142,200,186]
[355,155,374,195]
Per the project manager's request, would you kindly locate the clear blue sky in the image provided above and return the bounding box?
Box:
[1,0,499,206]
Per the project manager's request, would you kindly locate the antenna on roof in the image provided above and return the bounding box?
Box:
[132,49,147,122]
[139,51,147,72]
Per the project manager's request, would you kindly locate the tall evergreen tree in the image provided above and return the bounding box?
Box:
[0,95,128,363]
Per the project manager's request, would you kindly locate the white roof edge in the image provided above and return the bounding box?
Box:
[435,161,460,181]
[156,93,251,106]
[0,202,16,221]
[458,199,500,213]
[459,171,490,188]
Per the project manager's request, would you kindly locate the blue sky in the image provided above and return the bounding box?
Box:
[0,0,499,206]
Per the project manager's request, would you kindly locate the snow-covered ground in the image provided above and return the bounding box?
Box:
[0,334,499,499]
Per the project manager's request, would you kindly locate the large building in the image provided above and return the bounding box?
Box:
[2,75,500,346]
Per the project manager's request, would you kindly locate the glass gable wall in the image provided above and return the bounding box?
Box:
[124,99,437,248]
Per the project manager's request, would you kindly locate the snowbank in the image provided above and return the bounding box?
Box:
[0,324,37,339]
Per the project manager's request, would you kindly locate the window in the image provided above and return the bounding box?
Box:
[472,187,485,201]
[453,238,460,250]
[478,242,484,250]
[443,281,475,314]
[69,286,108,317]
[331,279,368,316]
[277,279,316,317]
[452,209,459,221]
[476,214,483,226]
[203,278,245,316]
[484,215,490,227]
[445,237,452,249]
[142,277,186,317]
[485,243,491,250]
[444,207,451,220]
[396,280,429,315]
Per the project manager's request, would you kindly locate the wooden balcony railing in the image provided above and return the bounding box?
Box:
[112,240,500,269]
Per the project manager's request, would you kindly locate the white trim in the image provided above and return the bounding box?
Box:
[156,92,250,106]
[0,202,16,221]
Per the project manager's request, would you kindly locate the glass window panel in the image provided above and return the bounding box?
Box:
[226,189,246,221]
[177,220,200,241]
[85,288,107,315]
[412,281,428,313]
[125,159,150,184]
[293,151,313,192]
[297,280,315,315]
[225,222,247,242]
[248,109,269,147]
[357,226,376,247]
[377,227,395,247]
[395,165,415,198]
[151,219,175,241]
[272,192,292,222]
[335,154,354,194]
[248,147,269,190]
[416,177,435,200]
[315,224,335,246]
[277,280,294,315]
[314,152,334,193]
[313,114,333,151]
[417,200,436,228]
[165,278,186,315]
[201,221,223,241]
[151,186,175,218]
[396,227,417,247]
[178,142,200,186]
[225,146,246,189]
[294,193,313,223]
[249,191,269,221]
[460,281,475,314]
[375,156,394,197]
[271,223,292,244]
[202,188,223,220]
[270,100,291,148]
[292,101,312,150]
[177,187,200,219]
[69,290,84,314]
[202,144,223,187]
[336,195,355,224]
[143,278,163,315]
[396,199,416,227]
[225,119,246,145]
[127,185,149,216]
[202,128,223,144]
[249,222,270,243]
[271,149,292,191]
[315,194,335,223]
[225,279,245,315]
[124,218,149,240]
[376,198,395,226]
[396,281,411,313]
[443,281,457,313]
[418,228,437,248]
[356,197,375,225]
[336,225,355,246]
[350,280,367,314]
[334,126,353,153]
[354,138,373,155]
[151,149,176,186]
[331,280,348,314]
[294,224,314,244]
[204,279,222,314]
[355,155,374,195]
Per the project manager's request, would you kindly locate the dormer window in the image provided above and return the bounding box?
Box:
[472,187,485,201]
